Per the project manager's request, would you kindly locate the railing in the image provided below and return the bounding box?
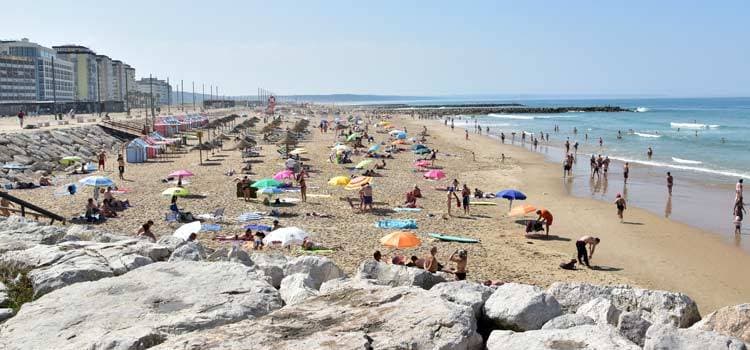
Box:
[0,191,66,225]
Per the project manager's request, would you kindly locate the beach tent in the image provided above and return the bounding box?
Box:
[126,139,148,163]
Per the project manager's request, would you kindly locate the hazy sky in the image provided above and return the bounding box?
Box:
[5,0,749,96]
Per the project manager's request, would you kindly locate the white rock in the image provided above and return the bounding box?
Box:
[0,262,283,350]
[487,325,641,350]
[618,311,652,347]
[0,281,8,308]
[250,253,288,289]
[429,280,493,318]
[227,245,253,266]
[283,255,345,289]
[319,277,388,294]
[483,283,563,331]
[156,235,185,251]
[576,297,621,326]
[168,242,206,262]
[644,324,748,350]
[355,260,446,289]
[542,314,596,330]
[152,284,483,350]
[547,282,701,328]
[0,308,14,322]
[279,273,319,305]
[692,303,750,343]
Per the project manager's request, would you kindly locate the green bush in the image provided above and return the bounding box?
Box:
[0,264,34,313]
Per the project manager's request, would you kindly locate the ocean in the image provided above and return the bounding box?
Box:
[369,97,750,250]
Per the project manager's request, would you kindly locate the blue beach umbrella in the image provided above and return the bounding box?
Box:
[79,176,115,188]
[368,144,381,153]
[411,144,428,150]
[396,132,407,139]
[496,189,527,210]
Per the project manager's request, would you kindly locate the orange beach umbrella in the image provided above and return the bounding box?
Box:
[380,231,421,249]
[509,204,540,216]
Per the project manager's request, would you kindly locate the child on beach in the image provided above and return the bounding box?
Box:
[614,193,627,223]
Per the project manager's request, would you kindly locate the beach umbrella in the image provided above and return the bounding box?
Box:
[413,148,431,155]
[263,226,309,247]
[259,187,284,196]
[389,129,404,135]
[411,144,428,150]
[395,132,407,139]
[327,176,351,186]
[345,176,372,190]
[2,163,29,170]
[383,125,395,129]
[355,159,374,169]
[273,170,295,181]
[59,156,82,165]
[237,212,263,222]
[423,170,446,180]
[414,160,431,168]
[331,144,352,152]
[251,178,282,189]
[243,224,272,232]
[346,133,361,142]
[162,187,190,197]
[380,231,421,249]
[168,170,194,178]
[509,204,539,217]
[78,176,114,187]
[173,221,201,241]
[391,140,406,145]
[289,148,307,155]
[368,144,381,153]
[497,189,527,210]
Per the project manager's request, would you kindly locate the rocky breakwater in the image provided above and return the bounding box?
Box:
[0,125,131,184]
[1,219,749,349]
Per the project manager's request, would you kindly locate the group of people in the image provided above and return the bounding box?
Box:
[373,246,468,280]
[85,187,131,221]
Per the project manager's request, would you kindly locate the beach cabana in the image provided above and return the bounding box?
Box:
[126,139,148,163]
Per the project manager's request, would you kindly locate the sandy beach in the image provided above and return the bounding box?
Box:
[5,109,750,314]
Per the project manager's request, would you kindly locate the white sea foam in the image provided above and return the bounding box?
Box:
[608,156,748,179]
[672,157,702,165]
[634,132,661,138]
[635,107,650,112]
[487,114,535,120]
[670,122,720,129]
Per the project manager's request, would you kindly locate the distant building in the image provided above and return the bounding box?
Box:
[0,38,74,102]
[136,77,170,106]
[52,45,99,103]
[95,55,114,102]
[0,55,37,104]
[111,60,126,102]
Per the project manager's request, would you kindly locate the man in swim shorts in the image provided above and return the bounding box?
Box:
[536,209,553,235]
[576,236,600,268]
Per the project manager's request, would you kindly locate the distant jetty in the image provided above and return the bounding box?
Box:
[368,104,632,115]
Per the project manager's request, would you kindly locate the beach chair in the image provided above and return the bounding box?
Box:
[197,207,225,222]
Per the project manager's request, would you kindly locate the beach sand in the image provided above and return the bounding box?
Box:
[6,110,750,313]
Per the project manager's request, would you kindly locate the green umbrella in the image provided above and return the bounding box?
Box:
[346,133,361,142]
[251,178,282,189]
[60,156,82,165]
[355,159,374,169]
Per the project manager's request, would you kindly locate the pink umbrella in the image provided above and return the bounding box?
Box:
[424,170,446,180]
[414,160,431,168]
[168,170,194,178]
[273,170,295,180]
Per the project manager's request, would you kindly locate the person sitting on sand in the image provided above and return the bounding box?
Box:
[373,250,382,262]
[272,219,281,231]
[100,199,118,218]
[254,230,266,250]
[305,212,333,218]
[137,220,156,242]
[85,198,100,221]
[576,236,600,268]
[169,195,179,213]
[392,255,406,265]
[448,249,468,280]
[424,247,440,273]
[242,229,253,241]
[374,159,386,170]
[474,188,484,199]
[406,255,422,268]
[404,191,418,208]
[39,175,52,186]
[559,258,577,270]
[412,185,422,198]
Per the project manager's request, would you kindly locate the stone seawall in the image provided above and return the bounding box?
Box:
[0,125,133,185]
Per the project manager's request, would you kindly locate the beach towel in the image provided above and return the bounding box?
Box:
[201,223,222,232]
[244,224,272,232]
[237,212,263,222]
[393,207,422,212]
[376,219,417,229]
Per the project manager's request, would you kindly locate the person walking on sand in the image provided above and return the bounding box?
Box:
[461,184,471,215]
[614,193,627,223]
[575,236,600,268]
[98,151,107,171]
[736,179,744,202]
[359,183,373,212]
[297,171,307,202]
[623,162,630,184]
[117,154,125,180]
[465,129,469,140]
[17,110,25,128]
[667,172,674,195]
[734,198,745,235]
[447,179,460,216]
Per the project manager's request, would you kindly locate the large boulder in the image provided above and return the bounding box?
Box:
[279,273,319,305]
[483,283,562,331]
[487,325,641,350]
[0,281,8,307]
[542,314,596,330]
[429,280,494,318]
[644,324,748,350]
[250,253,288,288]
[693,303,750,343]
[227,245,253,266]
[618,311,652,347]
[355,260,446,289]
[156,235,186,251]
[0,262,283,350]
[576,297,621,326]
[283,255,345,289]
[0,308,13,322]
[168,241,206,262]
[547,282,701,328]
[152,283,483,350]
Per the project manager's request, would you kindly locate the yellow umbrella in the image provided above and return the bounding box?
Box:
[162,187,190,197]
[380,231,421,248]
[345,176,372,190]
[327,176,351,186]
[355,159,374,169]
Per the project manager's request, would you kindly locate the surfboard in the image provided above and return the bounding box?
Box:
[429,233,480,243]
[470,201,497,206]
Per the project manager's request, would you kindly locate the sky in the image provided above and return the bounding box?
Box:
[4,0,749,97]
